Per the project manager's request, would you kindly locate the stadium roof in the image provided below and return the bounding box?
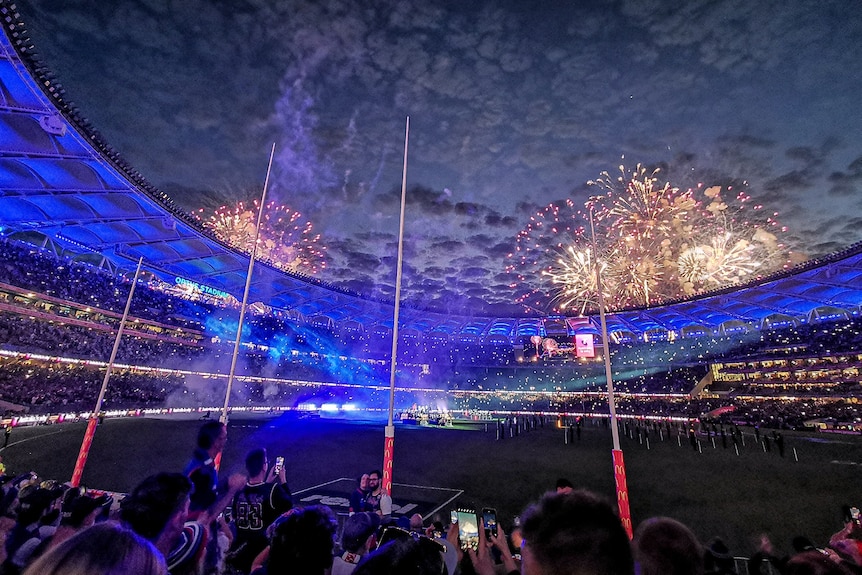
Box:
[0,2,861,344]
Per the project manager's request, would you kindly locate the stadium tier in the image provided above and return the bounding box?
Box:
[0,3,861,429]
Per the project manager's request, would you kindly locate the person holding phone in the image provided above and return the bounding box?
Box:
[225,448,293,574]
[462,514,519,575]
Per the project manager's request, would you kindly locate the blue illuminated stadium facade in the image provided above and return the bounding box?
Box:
[1,3,861,354]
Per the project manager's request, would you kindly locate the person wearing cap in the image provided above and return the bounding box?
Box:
[38,489,112,553]
[225,448,292,574]
[332,511,380,575]
[2,486,62,575]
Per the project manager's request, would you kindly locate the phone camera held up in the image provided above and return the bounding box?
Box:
[455,508,480,552]
[273,456,284,474]
[482,507,498,539]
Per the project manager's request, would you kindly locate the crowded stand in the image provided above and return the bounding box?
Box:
[1,234,862,431]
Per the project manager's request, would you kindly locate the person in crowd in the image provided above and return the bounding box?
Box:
[785,550,859,575]
[363,471,391,522]
[119,472,195,561]
[39,489,111,553]
[183,420,245,574]
[633,516,703,575]
[35,482,65,543]
[465,519,519,575]
[184,421,228,517]
[353,537,446,575]
[22,521,167,575]
[332,511,380,575]
[2,486,62,575]
[166,521,208,575]
[517,489,633,575]
[748,534,824,574]
[348,474,369,515]
[250,506,337,575]
[829,518,862,555]
[408,513,424,535]
[704,538,737,575]
[225,448,292,574]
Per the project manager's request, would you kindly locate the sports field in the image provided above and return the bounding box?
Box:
[2,411,859,558]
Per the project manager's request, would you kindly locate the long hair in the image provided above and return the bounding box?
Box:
[23,521,167,575]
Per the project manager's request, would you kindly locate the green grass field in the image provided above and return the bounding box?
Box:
[2,412,860,558]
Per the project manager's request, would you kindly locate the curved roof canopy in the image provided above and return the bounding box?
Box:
[0,2,861,344]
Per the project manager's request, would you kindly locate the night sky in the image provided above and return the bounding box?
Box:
[15,0,862,315]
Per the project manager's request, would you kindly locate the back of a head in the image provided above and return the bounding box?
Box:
[23,521,167,575]
[354,538,445,575]
[120,472,192,542]
[197,421,225,450]
[268,506,336,575]
[633,517,704,575]
[245,448,267,477]
[520,490,634,575]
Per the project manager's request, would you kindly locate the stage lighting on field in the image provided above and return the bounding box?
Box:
[320,403,339,412]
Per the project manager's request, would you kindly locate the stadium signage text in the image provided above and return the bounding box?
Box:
[174,277,229,299]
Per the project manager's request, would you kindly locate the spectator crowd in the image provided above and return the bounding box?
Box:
[0,420,859,574]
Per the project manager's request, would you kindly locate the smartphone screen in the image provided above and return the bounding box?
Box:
[274,456,284,472]
[456,509,479,552]
[482,507,497,538]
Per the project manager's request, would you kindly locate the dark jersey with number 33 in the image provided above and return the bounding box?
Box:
[227,481,293,573]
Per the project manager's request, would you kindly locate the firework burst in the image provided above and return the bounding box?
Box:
[542,246,609,315]
[196,200,326,274]
[509,164,790,314]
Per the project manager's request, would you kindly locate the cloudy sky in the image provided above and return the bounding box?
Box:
[16,0,862,316]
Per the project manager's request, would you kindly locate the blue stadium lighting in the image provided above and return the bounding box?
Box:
[320,403,339,412]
